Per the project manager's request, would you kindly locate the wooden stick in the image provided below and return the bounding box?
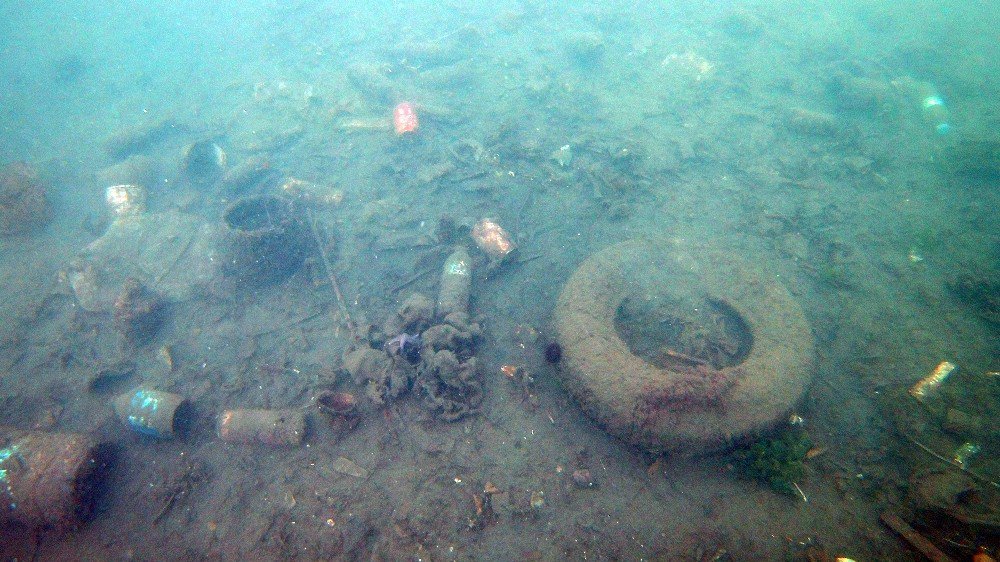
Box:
[880,512,955,562]
[305,209,356,340]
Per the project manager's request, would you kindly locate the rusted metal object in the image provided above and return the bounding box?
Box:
[217,409,306,447]
[470,218,515,260]
[218,196,307,288]
[0,428,108,530]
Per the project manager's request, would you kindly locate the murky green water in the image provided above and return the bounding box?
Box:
[1,1,998,559]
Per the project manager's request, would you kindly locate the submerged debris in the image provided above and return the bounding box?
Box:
[105,183,147,220]
[181,140,227,186]
[734,428,812,496]
[909,361,957,402]
[104,118,184,160]
[88,361,136,394]
[217,409,306,447]
[0,162,51,236]
[112,277,166,345]
[571,469,596,488]
[343,266,485,421]
[949,271,1000,325]
[331,456,367,478]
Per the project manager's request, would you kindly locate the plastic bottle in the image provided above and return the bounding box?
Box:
[436,246,472,318]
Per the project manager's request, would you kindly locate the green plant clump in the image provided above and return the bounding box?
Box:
[735,428,812,496]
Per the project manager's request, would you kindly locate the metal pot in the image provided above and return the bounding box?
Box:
[0,428,110,529]
[218,196,307,288]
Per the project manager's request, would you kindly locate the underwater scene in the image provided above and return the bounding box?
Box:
[1,0,998,559]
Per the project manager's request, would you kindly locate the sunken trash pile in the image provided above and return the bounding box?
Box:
[343,246,484,421]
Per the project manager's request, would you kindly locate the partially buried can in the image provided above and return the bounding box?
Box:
[908,361,956,402]
[0,428,108,530]
[112,388,190,438]
[436,246,472,318]
[393,101,419,135]
[471,218,515,260]
[217,409,306,447]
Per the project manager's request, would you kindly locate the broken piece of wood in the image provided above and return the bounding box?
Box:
[880,512,955,562]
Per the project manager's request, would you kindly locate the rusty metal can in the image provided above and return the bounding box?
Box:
[112,388,190,439]
[471,218,515,260]
[0,428,108,530]
[217,409,306,447]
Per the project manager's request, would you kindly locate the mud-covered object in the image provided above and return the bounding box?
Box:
[436,246,473,319]
[910,470,1000,529]
[113,277,165,344]
[419,350,477,389]
[0,428,107,530]
[414,316,483,421]
[341,348,415,405]
[0,162,51,236]
[217,409,306,447]
[553,238,814,456]
[416,354,483,422]
[68,211,218,312]
[382,293,435,335]
[421,313,481,353]
[181,140,226,186]
[217,196,307,288]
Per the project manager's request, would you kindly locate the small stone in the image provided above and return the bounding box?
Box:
[529,490,545,510]
[550,145,573,167]
[331,456,368,478]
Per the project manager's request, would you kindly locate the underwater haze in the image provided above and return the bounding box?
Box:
[2,0,999,559]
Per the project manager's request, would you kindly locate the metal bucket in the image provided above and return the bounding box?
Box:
[0,428,110,530]
[218,196,307,288]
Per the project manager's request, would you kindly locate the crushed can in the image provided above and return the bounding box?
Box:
[471,218,515,260]
[908,361,956,402]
